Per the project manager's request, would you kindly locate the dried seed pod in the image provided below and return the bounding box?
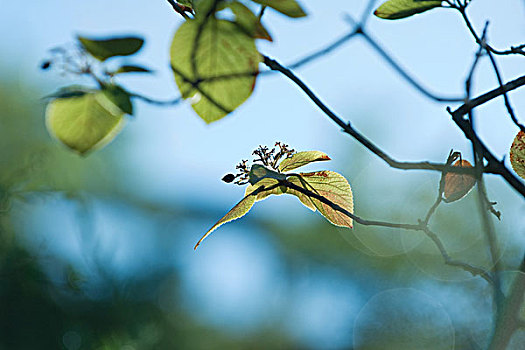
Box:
[443,159,476,203]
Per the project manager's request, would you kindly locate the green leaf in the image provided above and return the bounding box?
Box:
[77,35,144,61]
[192,0,220,17]
[112,65,152,75]
[102,84,133,115]
[245,177,285,200]
[250,0,307,18]
[45,92,125,155]
[245,176,317,211]
[278,151,331,172]
[510,131,525,180]
[44,85,94,99]
[195,192,257,249]
[289,171,354,228]
[170,18,261,123]
[443,159,476,203]
[177,0,193,8]
[374,0,442,20]
[228,1,273,41]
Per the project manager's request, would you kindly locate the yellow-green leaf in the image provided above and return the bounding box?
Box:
[170,18,261,123]
[45,92,125,155]
[278,151,331,172]
[250,0,307,18]
[195,192,258,249]
[374,0,442,20]
[102,84,133,115]
[443,159,476,203]
[113,65,153,75]
[77,36,144,61]
[510,131,525,179]
[290,171,354,228]
[228,1,273,41]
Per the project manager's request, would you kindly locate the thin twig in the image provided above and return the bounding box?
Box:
[464,31,504,310]
[129,92,183,106]
[166,0,190,19]
[484,42,525,132]
[344,14,464,102]
[452,2,525,56]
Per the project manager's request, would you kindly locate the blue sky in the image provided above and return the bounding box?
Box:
[2,1,525,348]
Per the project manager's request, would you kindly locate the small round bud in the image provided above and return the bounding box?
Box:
[222,174,235,183]
[41,61,52,70]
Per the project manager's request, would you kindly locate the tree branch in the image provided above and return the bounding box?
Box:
[277,179,493,283]
[262,54,513,178]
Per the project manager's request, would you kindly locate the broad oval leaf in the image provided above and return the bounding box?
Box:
[374,0,442,20]
[443,159,476,203]
[77,35,144,61]
[250,0,307,18]
[170,19,261,123]
[510,131,525,179]
[195,192,257,249]
[278,151,331,172]
[288,171,354,228]
[45,92,125,155]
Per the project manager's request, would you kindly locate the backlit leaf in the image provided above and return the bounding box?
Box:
[170,18,261,123]
[228,1,273,41]
[374,0,442,20]
[198,150,354,249]
[250,0,307,18]
[278,151,331,172]
[510,131,525,179]
[443,159,476,203]
[45,92,125,155]
[288,171,354,228]
[102,84,133,115]
[77,35,144,61]
[195,190,259,249]
[112,65,152,75]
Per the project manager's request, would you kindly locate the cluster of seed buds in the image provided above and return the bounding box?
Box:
[222,159,250,185]
[252,142,295,170]
[221,142,295,185]
[40,44,92,77]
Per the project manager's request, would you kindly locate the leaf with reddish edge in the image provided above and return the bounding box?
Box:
[278,151,331,172]
[510,131,525,179]
[290,171,354,228]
